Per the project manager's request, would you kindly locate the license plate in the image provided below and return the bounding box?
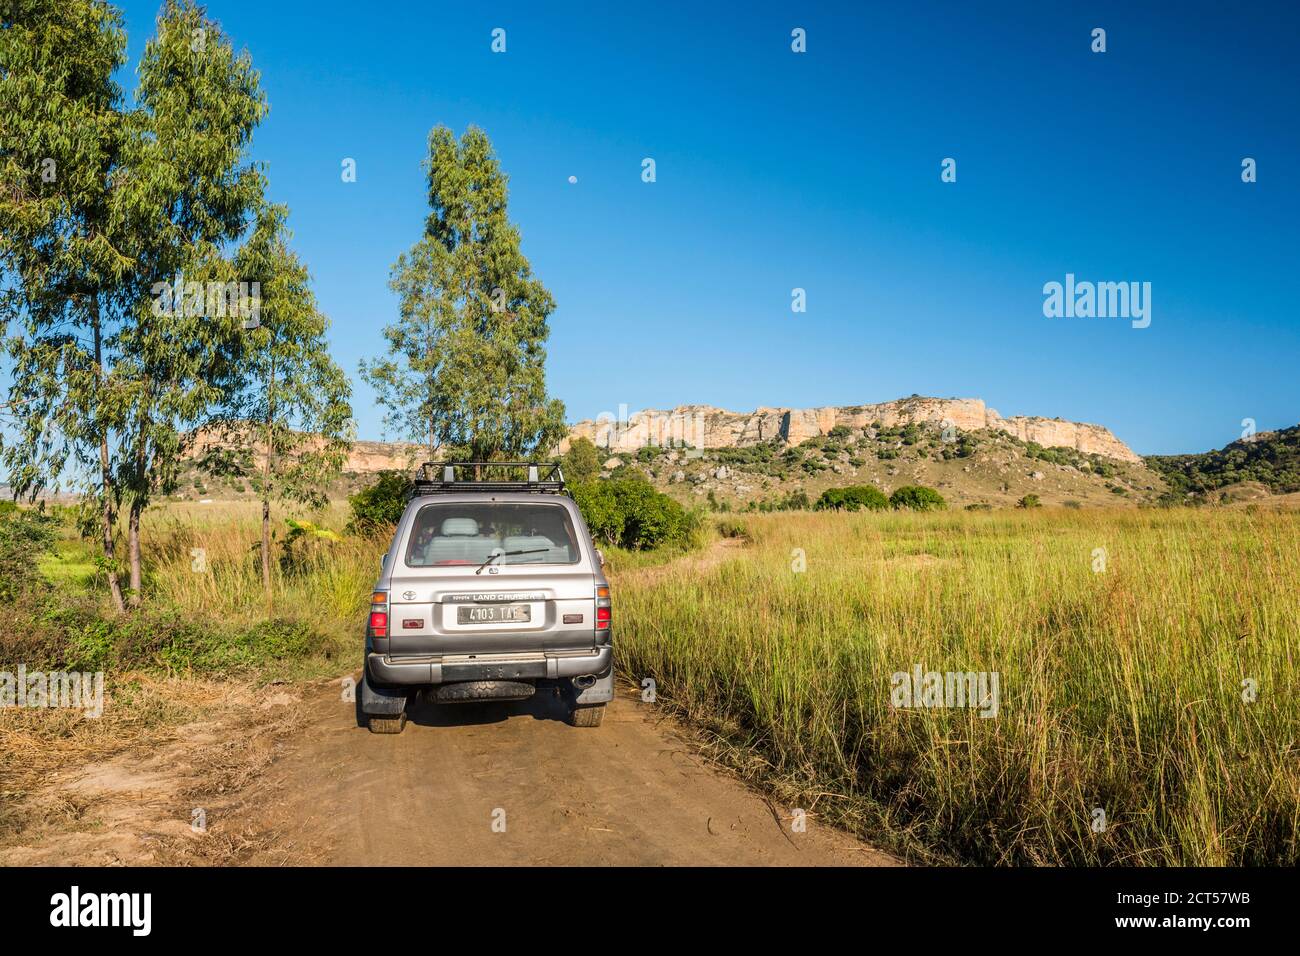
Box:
[457,604,531,625]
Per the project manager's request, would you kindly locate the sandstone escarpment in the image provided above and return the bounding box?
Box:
[564,397,1141,464]
[188,428,427,474]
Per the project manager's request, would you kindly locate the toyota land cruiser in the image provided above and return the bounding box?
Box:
[359,462,613,734]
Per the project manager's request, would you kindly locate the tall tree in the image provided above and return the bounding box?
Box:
[362,126,566,464]
[215,203,353,595]
[111,0,267,603]
[0,0,132,610]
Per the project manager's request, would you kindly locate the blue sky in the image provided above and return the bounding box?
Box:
[107,0,1298,455]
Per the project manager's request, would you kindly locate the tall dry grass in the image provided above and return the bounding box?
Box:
[611,506,1300,865]
[138,501,379,637]
[118,500,1300,864]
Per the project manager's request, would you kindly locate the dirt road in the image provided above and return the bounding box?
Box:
[2,538,895,867]
[242,682,896,866]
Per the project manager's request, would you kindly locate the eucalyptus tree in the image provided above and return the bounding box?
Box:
[0,0,132,609]
[361,126,567,466]
[111,0,267,602]
[221,204,353,595]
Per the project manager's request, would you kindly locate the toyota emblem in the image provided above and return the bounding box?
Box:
[402,591,416,601]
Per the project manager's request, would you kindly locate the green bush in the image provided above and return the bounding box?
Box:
[716,518,749,539]
[1017,494,1042,509]
[569,478,697,550]
[279,519,343,575]
[814,485,889,512]
[3,597,331,678]
[347,470,412,534]
[889,485,947,511]
[0,507,56,603]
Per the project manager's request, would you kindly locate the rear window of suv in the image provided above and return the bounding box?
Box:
[405,502,581,568]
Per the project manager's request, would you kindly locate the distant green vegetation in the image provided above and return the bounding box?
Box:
[815,485,889,512]
[741,490,811,513]
[561,436,602,483]
[889,485,947,511]
[1003,436,1120,477]
[1146,426,1300,498]
[709,440,784,476]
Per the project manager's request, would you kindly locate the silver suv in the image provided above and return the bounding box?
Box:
[359,462,613,734]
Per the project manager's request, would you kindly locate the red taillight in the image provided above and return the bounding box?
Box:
[595,584,611,630]
[369,590,389,638]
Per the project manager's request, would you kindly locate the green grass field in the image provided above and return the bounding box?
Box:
[31,500,1300,865]
[613,507,1300,865]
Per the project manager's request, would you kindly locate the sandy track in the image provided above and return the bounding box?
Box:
[245,682,896,866]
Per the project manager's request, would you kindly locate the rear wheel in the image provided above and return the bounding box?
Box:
[367,712,408,734]
[569,703,605,727]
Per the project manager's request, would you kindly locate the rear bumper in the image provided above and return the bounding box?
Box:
[367,644,612,686]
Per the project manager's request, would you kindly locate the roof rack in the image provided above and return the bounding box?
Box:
[412,461,567,497]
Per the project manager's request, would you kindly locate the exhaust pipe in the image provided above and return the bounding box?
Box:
[574,674,597,689]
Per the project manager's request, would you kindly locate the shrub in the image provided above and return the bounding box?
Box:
[569,478,697,550]
[3,596,331,677]
[783,490,811,511]
[890,485,947,511]
[0,507,57,603]
[716,518,749,539]
[1017,494,1042,509]
[347,471,411,534]
[941,435,977,459]
[815,485,890,512]
[279,519,343,575]
[743,490,810,513]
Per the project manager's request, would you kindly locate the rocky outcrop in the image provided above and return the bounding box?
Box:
[563,396,1142,463]
[345,439,426,473]
[187,428,427,474]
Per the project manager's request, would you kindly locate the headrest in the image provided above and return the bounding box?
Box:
[440,517,479,536]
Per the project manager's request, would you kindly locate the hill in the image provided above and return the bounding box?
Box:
[565,396,1142,463]
[167,396,1163,508]
[594,419,1163,511]
[1146,426,1300,503]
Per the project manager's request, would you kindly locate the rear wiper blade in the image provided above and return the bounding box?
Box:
[475,547,549,575]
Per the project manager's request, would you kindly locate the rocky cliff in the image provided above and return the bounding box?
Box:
[187,428,427,474]
[564,397,1142,463]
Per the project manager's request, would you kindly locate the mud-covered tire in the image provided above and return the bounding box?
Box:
[367,712,408,734]
[569,703,605,727]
